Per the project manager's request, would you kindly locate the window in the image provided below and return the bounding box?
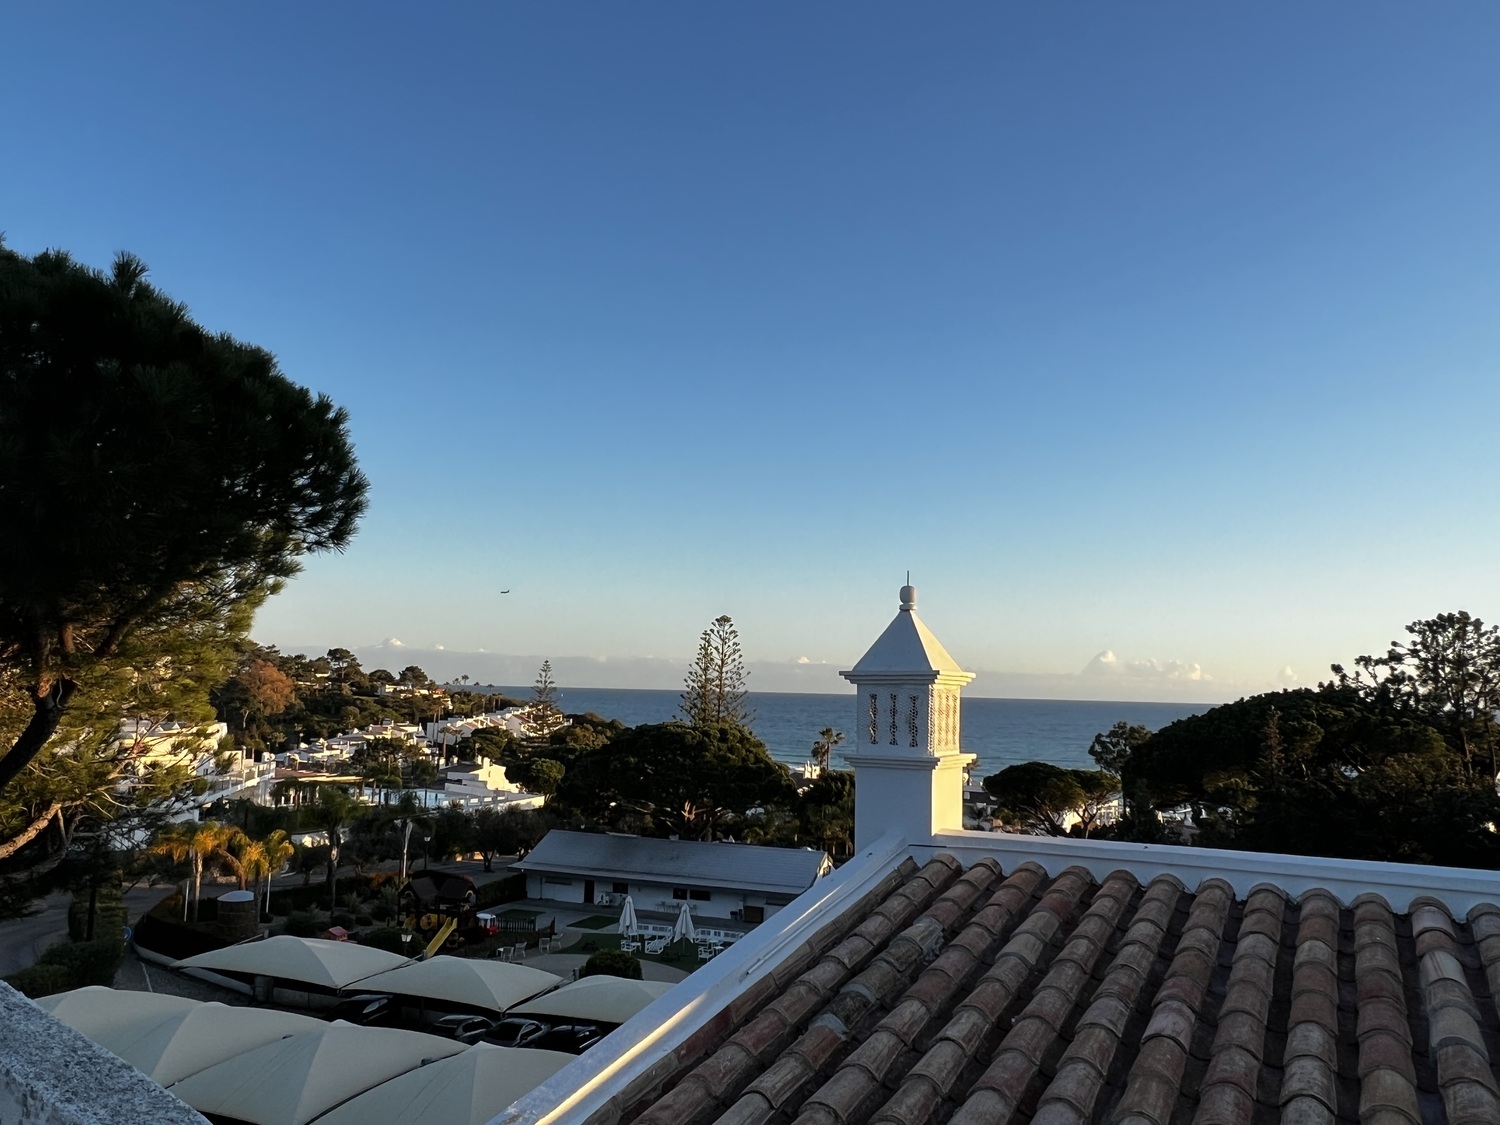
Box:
[672,888,688,900]
[611,882,629,894]
[689,889,711,901]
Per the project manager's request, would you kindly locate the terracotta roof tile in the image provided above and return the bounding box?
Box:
[622,853,1500,1125]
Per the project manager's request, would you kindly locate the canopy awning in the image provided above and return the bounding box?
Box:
[308,1044,573,1125]
[91,1002,327,1086]
[352,956,560,1014]
[167,1024,466,1125]
[173,935,410,991]
[509,976,676,1025]
[37,986,201,1038]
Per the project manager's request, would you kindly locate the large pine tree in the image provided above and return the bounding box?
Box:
[0,242,368,828]
[680,615,753,730]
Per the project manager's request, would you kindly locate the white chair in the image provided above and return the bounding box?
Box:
[620,938,641,953]
[512,942,527,961]
[645,937,668,955]
[697,945,715,961]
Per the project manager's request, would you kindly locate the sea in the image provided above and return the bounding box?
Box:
[490,687,1211,779]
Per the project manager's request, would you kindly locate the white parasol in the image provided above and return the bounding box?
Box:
[669,901,697,945]
[617,895,639,938]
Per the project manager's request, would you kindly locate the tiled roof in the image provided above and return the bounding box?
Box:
[616,852,1500,1125]
[512,831,832,896]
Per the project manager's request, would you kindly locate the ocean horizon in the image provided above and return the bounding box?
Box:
[480,685,1211,780]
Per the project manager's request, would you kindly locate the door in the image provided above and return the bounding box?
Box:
[583,879,595,905]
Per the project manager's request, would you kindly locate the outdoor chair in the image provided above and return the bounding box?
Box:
[620,938,641,953]
[697,945,715,961]
[645,937,668,954]
[512,942,527,960]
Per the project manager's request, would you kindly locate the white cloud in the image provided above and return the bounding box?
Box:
[796,656,811,664]
[1277,665,1299,686]
[1081,650,1211,682]
[382,637,405,648]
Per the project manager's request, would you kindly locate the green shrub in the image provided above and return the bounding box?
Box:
[284,911,319,938]
[5,962,73,998]
[38,938,125,987]
[4,937,125,997]
[329,911,355,929]
[581,949,642,980]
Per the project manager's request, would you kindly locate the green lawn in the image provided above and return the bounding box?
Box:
[570,915,617,931]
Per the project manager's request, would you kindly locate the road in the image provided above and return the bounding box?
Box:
[0,859,515,976]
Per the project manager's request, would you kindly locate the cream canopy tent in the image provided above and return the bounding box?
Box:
[37,986,201,1039]
[617,895,639,938]
[509,976,676,1025]
[308,1044,573,1125]
[90,1002,328,1086]
[352,956,561,1014]
[167,1024,465,1125]
[173,936,410,991]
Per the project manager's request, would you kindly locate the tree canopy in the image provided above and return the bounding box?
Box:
[559,721,794,840]
[0,243,369,797]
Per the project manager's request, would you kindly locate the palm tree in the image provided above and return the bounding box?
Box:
[811,728,845,777]
[260,829,295,918]
[149,821,233,922]
[311,787,358,911]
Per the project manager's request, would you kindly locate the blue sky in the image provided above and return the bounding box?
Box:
[5,4,1499,702]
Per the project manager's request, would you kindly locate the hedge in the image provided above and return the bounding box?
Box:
[5,937,126,998]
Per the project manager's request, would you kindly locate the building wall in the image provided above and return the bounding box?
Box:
[525,872,776,917]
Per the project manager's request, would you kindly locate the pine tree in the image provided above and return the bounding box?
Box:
[522,660,563,741]
[681,616,753,731]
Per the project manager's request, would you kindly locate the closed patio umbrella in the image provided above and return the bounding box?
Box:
[37,986,201,1039]
[168,1024,466,1125]
[669,901,697,945]
[91,1002,326,1086]
[617,895,639,938]
[308,1044,573,1125]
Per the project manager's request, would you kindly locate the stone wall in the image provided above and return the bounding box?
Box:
[0,983,207,1125]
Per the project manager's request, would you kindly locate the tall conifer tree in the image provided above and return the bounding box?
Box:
[681,616,753,731]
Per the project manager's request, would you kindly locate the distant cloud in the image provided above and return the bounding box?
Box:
[1277,665,1299,686]
[1080,650,1211,682]
[270,641,1257,704]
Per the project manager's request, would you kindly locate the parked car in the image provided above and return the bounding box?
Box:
[483,1017,604,1054]
[326,993,400,1027]
[483,1017,549,1048]
[428,1014,498,1044]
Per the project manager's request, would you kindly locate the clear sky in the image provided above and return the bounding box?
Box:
[5,4,1499,702]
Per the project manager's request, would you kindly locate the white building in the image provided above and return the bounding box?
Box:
[511,830,832,922]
